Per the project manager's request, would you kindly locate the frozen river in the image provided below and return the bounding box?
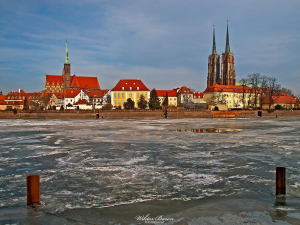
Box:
[0,118,299,224]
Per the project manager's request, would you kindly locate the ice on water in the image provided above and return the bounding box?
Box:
[0,118,300,223]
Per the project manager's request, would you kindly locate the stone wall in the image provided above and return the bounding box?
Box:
[0,109,299,120]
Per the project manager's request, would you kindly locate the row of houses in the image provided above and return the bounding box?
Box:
[0,78,298,111]
[0,79,205,110]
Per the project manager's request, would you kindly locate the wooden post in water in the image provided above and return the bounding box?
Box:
[27,175,40,206]
[276,167,286,195]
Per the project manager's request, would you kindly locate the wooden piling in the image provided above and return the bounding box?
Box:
[27,175,40,206]
[276,167,286,195]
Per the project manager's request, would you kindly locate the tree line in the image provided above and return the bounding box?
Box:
[239,73,296,110]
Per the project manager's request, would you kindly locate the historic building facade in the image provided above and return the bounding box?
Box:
[207,23,236,88]
[111,79,150,109]
[44,41,100,94]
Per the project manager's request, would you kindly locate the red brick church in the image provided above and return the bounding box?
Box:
[44,41,100,94]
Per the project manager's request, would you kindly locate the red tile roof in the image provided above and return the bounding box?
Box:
[155,90,177,97]
[87,90,109,98]
[174,86,193,94]
[111,79,150,92]
[0,95,6,101]
[204,84,253,93]
[51,93,65,99]
[64,89,81,98]
[45,75,63,84]
[70,75,100,90]
[46,74,100,90]
[193,92,204,98]
[73,99,90,105]
[263,94,297,104]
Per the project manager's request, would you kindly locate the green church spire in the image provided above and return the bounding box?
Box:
[225,21,230,53]
[212,24,217,55]
[65,39,70,64]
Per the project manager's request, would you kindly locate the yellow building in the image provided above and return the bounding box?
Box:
[111,79,150,109]
[203,85,260,109]
[155,90,178,106]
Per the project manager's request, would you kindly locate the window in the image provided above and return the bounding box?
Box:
[122,93,124,98]
[130,87,132,90]
[129,93,132,98]
[118,93,120,98]
[118,100,120,105]
[114,93,116,98]
[86,85,88,89]
[11,96,14,99]
[122,100,124,105]
[137,93,139,98]
[145,93,147,98]
[114,100,116,105]
[137,87,139,90]
[122,87,124,90]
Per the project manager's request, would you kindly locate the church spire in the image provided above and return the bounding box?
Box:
[225,21,230,53]
[65,39,70,64]
[212,24,217,55]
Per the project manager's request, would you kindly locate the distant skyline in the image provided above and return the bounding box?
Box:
[0,0,299,95]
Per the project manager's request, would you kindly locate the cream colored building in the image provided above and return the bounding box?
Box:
[155,90,178,106]
[203,85,260,109]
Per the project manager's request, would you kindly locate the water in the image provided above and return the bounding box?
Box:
[0,118,299,224]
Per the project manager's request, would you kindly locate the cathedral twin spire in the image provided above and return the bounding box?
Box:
[207,21,236,88]
[212,21,230,55]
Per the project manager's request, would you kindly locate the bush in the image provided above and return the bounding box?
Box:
[275,104,283,110]
[124,98,135,110]
[101,103,113,110]
[13,108,18,114]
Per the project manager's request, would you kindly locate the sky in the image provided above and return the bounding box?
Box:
[0,0,299,95]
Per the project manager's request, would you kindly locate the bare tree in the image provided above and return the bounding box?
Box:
[238,78,248,109]
[258,75,269,109]
[182,94,194,109]
[265,77,281,110]
[281,87,294,96]
[247,73,261,109]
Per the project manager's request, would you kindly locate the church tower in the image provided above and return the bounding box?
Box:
[207,25,220,88]
[63,40,71,92]
[220,22,236,86]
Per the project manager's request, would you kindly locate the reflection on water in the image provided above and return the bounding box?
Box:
[173,128,243,133]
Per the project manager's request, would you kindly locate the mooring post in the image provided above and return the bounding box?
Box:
[27,175,40,206]
[276,167,286,195]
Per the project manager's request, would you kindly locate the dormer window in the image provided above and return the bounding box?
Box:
[74,84,77,88]
[134,83,135,85]
[86,85,88,89]
[137,87,139,90]
[130,87,132,90]
[122,87,124,90]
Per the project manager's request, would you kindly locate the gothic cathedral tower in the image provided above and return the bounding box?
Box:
[63,40,71,92]
[220,22,236,86]
[207,25,220,88]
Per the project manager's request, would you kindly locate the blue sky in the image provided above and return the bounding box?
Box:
[0,0,299,95]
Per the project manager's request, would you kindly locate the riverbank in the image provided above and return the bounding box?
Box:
[0,109,299,119]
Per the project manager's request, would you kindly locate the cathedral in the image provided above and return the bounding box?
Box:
[44,41,100,94]
[207,22,236,88]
